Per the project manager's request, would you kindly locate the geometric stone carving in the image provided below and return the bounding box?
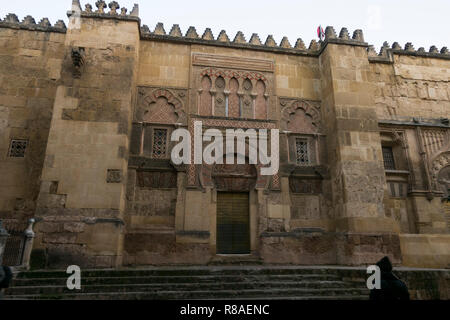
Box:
[137,87,187,124]
[280,98,321,133]
[431,151,450,189]
[107,169,122,183]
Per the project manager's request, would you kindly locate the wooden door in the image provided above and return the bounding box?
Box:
[216,192,250,254]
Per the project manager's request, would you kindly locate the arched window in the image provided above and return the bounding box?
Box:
[199,75,212,116]
[241,79,253,118]
[255,80,267,120]
[228,78,239,118]
[214,76,226,116]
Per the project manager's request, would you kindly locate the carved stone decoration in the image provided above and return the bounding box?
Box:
[136,87,187,125]
[107,169,122,183]
[188,117,276,187]
[280,98,321,133]
[71,47,85,78]
[437,166,450,198]
[95,0,107,13]
[200,154,269,191]
[108,1,120,15]
[431,151,450,190]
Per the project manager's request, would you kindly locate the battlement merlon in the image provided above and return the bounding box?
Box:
[66,1,140,22]
[1,1,449,60]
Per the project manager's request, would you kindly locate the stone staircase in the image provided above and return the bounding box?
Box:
[4,266,370,300]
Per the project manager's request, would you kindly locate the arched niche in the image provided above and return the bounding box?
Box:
[281,100,320,133]
[138,88,186,124]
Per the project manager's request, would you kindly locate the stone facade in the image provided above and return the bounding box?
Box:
[0,1,449,269]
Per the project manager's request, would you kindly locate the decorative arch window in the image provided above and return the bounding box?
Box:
[241,78,253,118]
[228,78,240,118]
[199,75,213,116]
[255,80,267,120]
[198,68,269,120]
[133,88,186,159]
[214,76,226,117]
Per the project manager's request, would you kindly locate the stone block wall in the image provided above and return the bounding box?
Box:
[0,25,65,223]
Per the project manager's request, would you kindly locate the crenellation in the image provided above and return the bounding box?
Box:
[430,45,439,53]
[202,28,214,40]
[325,26,336,40]
[120,7,127,16]
[85,4,93,13]
[294,38,306,50]
[185,26,199,39]
[265,35,277,47]
[339,27,350,40]
[108,1,120,15]
[169,24,182,37]
[39,18,51,28]
[249,33,262,45]
[368,45,377,57]
[279,36,292,48]
[233,31,247,44]
[440,47,448,54]
[392,42,402,50]
[22,15,36,26]
[352,29,364,42]
[141,24,150,34]
[217,30,230,42]
[418,47,426,53]
[404,42,415,52]
[95,0,107,13]
[5,13,19,24]
[309,39,319,51]
[379,41,390,56]
[153,22,166,35]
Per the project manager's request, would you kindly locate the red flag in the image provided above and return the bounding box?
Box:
[317,25,324,41]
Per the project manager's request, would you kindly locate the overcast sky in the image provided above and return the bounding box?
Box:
[1,0,449,52]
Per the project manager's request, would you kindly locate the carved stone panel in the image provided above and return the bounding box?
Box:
[136,87,187,124]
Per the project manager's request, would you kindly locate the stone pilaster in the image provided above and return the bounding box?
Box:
[319,39,401,264]
[33,3,141,268]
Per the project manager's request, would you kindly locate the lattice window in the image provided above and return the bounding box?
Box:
[152,129,168,159]
[382,146,395,170]
[8,139,28,158]
[295,138,309,165]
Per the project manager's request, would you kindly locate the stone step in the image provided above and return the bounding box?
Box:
[6,280,359,295]
[14,267,349,279]
[5,287,369,300]
[11,274,342,286]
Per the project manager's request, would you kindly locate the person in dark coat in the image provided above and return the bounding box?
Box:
[0,266,13,299]
[369,256,410,300]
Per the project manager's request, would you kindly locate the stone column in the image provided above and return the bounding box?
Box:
[20,219,35,270]
[319,29,401,264]
[0,220,9,266]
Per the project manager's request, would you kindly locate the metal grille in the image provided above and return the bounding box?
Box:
[8,139,28,158]
[152,129,168,159]
[295,138,309,165]
[382,147,395,170]
[2,221,27,266]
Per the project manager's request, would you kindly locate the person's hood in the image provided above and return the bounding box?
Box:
[376,256,393,273]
